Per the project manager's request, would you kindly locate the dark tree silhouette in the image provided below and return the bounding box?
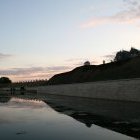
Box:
[114,50,131,62]
[0,77,12,84]
[114,48,140,62]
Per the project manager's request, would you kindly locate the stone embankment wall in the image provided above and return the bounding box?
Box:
[30,78,140,102]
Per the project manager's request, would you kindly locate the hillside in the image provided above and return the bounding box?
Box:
[48,56,140,85]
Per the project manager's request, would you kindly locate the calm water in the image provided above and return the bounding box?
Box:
[0,95,138,140]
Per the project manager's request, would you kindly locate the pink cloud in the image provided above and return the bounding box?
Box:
[0,66,72,82]
[81,0,140,28]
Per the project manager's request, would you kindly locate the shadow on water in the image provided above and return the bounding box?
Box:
[0,94,140,139]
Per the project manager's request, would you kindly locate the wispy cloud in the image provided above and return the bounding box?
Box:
[0,57,101,82]
[81,0,140,28]
[0,53,12,60]
[46,66,70,71]
[65,58,84,62]
[102,51,118,62]
[65,58,98,66]
[103,54,115,62]
[0,66,72,81]
[0,66,71,76]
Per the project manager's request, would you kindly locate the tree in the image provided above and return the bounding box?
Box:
[114,47,140,62]
[130,47,140,57]
[114,50,131,62]
[0,77,12,84]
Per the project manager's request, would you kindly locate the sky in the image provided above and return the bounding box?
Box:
[0,0,140,82]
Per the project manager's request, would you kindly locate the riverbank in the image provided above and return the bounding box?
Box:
[28,78,140,102]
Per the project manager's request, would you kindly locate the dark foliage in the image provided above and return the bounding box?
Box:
[13,79,48,87]
[114,47,140,62]
[0,77,12,84]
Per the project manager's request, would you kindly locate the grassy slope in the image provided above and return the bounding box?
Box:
[48,56,140,85]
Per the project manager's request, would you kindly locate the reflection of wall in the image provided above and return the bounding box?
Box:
[10,94,140,139]
[44,96,140,139]
[43,95,140,121]
[0,97,11,103]
[30,78,140,102]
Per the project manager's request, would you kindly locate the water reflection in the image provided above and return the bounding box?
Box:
[0,96,11,103]
[0,95,138,140]
[43,95,140,139]
[45,99,140,139]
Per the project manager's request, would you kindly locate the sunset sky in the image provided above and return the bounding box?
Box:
[0,0,140,82]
